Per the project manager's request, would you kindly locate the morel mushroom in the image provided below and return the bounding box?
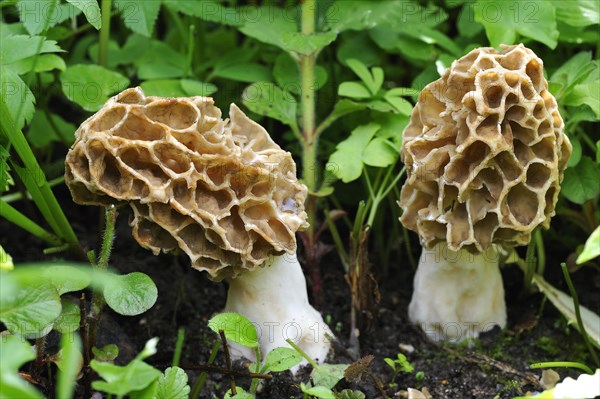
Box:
[398,45,571,341]
[65,87,331,363]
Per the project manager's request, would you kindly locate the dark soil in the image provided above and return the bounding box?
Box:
[2,185,599,399]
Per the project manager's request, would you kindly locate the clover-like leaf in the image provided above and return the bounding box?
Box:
[104,272,158,316]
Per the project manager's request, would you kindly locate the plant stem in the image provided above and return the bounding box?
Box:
[98,0,112,67]
[561,263,600,367]
[0,199,62,246]
[286,339,318,368]
[191,340,221,399]
[219,330,237,395]
[172,328,185,368]
[530,361,594,375]
[87,206,117,364]
[183,24,195,77]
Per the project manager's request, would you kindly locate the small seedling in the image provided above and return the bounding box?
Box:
[384,353,415,382]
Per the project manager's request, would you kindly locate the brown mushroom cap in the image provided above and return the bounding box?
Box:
[398,44,572,252]
[65,87,308,280]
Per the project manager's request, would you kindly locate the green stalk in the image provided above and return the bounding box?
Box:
[191,340,221,399]
[561,264,600,367]
[286,339,317,368]
[530,361,594,375]
[172,328,185,368]
[0,98,79,249]
[0,199,62,246]
[98,0,112,67]
[300,0,317,236]
[183,25,195,77]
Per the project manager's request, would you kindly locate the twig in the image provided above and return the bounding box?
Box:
[180,363,273,380]
[219,330,237,395]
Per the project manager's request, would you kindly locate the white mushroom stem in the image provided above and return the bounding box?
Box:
[224,253,332,368]
[408,242,506,342]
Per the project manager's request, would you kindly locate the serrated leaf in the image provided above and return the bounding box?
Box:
[65,0,102,29]
[1,68,35,129]
[474,0,559,49]
[115,0,161,37]
[561,156,600,204]
[311,364,349,390]
[300,383,335,399]
[156,367,190,399]
[242,82,297,127]
[61,64,130,111]
[263,347,302,373]
[104,272,158,316]
[92,344,119,362]
[338,82,372,99]
[53,299,80,334]
[10,54,66,74]
[208,313,258,348]
[0,283,61,337]
[344,355,374,383]
[0,35,63,65]
[0,335,42,399]
[577,226,600,264]
[18,0,64,35]
[56,333,83,399]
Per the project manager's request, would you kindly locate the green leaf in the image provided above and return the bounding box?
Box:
[53,299,81,334]
[336,389,366,399]
[0,283,61,337]
[180,79,218,96]
[114,0,161,37]
[47,265,91,295]
[212,63,272,83]
[156,367,190,399]
[138,63,184,79]
[91,360,162,396]
[362,138,398,168]
[224,387,254,399]
[141,79,187,97]
[550,0,599,27]
[577,226,600,264]
[130,380,158,399]
[457,3,483,37]
[561,156,600,204]
[532,274,600,349]
[27,111,75,148]
[208,312,258,348]
[242,82,297,127]
[346,59,377,94]
[56,333,83,399]
[338,82,372,99]
[262,347,302,373]
[65,0,102,29]
[0,35,62,65]
[104,272,158,316]
[311,364,349,390]
[300,383,335,399]
[10,54,66,74]
[474,0,559,49]
[328,123,380,183]
[18,0,69,35]
[384,94,413,116]
[0,245,13,271]
[61,64,130,111]
[550,53,595,99]
[564,80,600,119]
[1,68,35,129]
[237,6,297,51]
[92,344,120,362]
[280,31,337,56]
[273,52,327,95]
[0,335,43,399]
[567,136,582,167]
[162,0,241,26]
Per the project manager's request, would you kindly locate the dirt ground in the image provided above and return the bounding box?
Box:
[2,187,599,399]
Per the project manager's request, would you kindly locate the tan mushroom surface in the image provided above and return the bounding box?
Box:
[65,87,308,281]
[399,44,572,252]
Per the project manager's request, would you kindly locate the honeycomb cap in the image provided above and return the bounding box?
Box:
[65,87,308,280]
[398,44,572,252]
